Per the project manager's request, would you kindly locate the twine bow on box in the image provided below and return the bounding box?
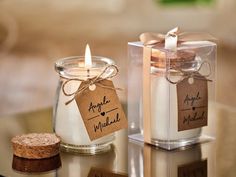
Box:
[62,64,120,105]
[139,27,216,47]
[140,27,216,84]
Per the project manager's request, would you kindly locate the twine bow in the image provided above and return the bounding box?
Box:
[165,61,212,84]
[62,64,119,105]
[140,27,216,46]
[140,27,215,84]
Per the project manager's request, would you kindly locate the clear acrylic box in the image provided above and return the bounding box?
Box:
[127,40,216,150]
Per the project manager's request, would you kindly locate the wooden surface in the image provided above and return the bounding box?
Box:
[0,105,235,176]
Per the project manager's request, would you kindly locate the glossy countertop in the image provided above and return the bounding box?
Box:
[0,103,236,177]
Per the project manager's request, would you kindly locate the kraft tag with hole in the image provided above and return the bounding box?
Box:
[75,79,127,140]
[177,75,208,131]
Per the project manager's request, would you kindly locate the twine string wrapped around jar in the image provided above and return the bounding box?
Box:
[61,64,120,105]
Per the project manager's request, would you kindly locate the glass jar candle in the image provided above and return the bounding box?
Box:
[54,56,115,154]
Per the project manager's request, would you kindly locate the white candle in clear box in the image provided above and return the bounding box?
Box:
[150,31,201,142]
[150,71,201,140]
[54,44,115,153]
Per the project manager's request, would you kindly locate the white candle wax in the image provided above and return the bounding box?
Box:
[150,72,201,141]
[56,77,114,145]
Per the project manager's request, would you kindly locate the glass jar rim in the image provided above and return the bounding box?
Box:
[55,56,115,78]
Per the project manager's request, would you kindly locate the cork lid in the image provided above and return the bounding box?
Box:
[151,49,197,69]
[11,133,61,159]
[12,133,60,146]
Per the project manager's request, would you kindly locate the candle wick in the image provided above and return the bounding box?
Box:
[87,69,90,78]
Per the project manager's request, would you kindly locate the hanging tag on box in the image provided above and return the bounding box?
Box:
[177,75,208,131]
[76,79,127,141]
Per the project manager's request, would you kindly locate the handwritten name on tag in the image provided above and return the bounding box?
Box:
[177,76,208,131]
[76,79,127,140]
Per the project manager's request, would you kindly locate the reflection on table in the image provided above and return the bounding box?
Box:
[0,108,127,177]
[129,141,215,177]
[1,104,236,176]
[57,147,116,177]
[12,154,61,174]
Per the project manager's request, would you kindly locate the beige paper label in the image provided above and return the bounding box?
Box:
[177,76,208,131]
[178,159,207,177]
[76,79,127,141]
[88,168,128,177]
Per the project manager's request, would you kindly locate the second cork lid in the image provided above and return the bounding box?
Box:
[151,48,197,69]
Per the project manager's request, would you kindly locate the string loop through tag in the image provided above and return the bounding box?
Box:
[62,64,121,105]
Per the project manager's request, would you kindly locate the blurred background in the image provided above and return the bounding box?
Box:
[0,0,235,114]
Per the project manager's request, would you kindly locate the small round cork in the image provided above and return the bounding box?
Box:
[151,49,196,69]
[11,133,60,159]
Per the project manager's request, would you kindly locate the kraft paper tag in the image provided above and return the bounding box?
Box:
[178,159,207,177]
[76,79,127,141]
[88,168,128,177]
[177,76,208,131]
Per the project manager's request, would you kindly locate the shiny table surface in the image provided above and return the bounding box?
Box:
[0,103,236,177]
[0,108,128,177]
